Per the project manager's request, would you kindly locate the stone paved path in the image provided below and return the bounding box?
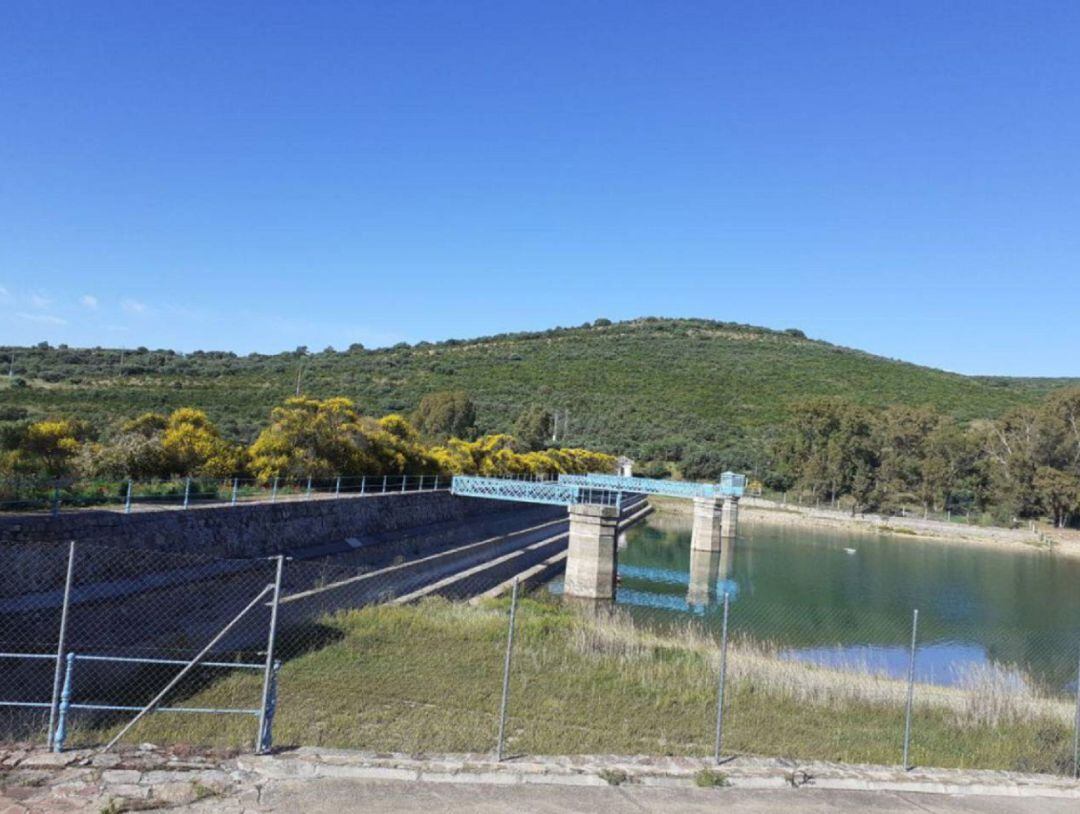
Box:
[3,744,1079,812]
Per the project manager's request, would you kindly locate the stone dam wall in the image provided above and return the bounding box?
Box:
[0,490,530,559]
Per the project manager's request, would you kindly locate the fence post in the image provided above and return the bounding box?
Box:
[418,475,424,491]
[382,475,387,493]
[258,660,282,754]
[401,475,407,493]
[230,478,239,506]
[183,477,191,510]
[714,591,730,763]
[257,555,285,754]
[360,476,366,494]
[52,653,76,752]
[902,608,919,770]
[124,480,133,514]
[1073,644,1080,780]
[306,476,312,498]
[271,477,279,503]
[335,476,341,497]
[47,541,76,749]
[496,579,520,761]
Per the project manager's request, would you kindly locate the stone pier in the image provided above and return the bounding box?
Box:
[686,546,721,608]
[564,504,619,600]
[690,496,723,551]
[718,537,735,581]
[721,495,740,539]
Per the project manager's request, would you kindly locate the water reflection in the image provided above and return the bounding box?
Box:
[611,514,1080,693]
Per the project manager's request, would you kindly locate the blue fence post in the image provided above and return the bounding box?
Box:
[230,478,239,506]
[335,476,341,497]
[123,480,133,515]
[271,477,279,503]
[306,476,313,499]
[52,653,76,753]
[258,659,282,754]
[183,476,191,510]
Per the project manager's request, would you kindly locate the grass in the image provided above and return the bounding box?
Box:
[67,597,1077,775]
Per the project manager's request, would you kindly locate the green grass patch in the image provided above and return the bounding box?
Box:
[67,597,1076,776]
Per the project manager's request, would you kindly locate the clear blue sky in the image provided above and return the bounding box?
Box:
[2,1,1078,375]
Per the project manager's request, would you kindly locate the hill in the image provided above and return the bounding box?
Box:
[1,318,1074,473]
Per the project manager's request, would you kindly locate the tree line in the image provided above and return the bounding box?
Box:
[0,391,614,484]
[770,388,1080,527]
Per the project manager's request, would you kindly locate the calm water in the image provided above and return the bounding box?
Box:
[558,514,1080,694]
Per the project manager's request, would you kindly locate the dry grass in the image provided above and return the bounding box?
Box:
[567,607,1073,728]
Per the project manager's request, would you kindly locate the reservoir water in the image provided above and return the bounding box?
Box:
[558,512,1080,695]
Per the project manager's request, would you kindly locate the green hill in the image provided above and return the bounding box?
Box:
[0,318,1074,473]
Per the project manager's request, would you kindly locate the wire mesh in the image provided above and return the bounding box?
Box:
[2,507,1079,776]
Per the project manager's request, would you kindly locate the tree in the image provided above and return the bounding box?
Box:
[1033,466,1080,528]
[873,405,939,511]
[980,407,1041,518]
[248,397,435,479]
[21,419,88,478]
[160,408,243,477]
[513,406,553,452]
[249,397,370,479]
[1037,388,1080,475]
[412,391,477,440]
[775,398,876,505]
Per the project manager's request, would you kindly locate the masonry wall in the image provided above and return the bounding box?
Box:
[0,491,520,559]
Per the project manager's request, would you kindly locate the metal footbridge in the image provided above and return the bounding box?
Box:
[450,471,746,506]
[559,472,746,499]
[450,476,623,507]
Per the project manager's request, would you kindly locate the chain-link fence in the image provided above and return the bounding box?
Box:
[2,539,1078,778]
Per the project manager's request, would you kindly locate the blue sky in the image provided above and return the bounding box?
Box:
[1,1,1078,375]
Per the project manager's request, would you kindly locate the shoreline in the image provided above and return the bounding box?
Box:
[647,495,1080,560]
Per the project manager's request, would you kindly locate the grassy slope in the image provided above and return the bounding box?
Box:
[1,318,1075,455]
[69,598,1075,773]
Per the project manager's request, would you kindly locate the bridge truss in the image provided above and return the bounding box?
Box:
[558,472,746,499]
[450,476,623,507]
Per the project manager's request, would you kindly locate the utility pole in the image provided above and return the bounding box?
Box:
[551,410,560,444]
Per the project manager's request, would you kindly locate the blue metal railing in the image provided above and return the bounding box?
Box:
[0,651,276,752]
[450,476,623,507]
[558,471,746,499]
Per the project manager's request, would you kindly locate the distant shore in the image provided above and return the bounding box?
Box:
[647,495,1080,560]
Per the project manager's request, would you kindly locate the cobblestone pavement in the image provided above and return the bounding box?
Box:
[3,745,1079,812]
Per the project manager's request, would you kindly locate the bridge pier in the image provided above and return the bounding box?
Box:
[722,496,740,539]
[690,497,723,551]
[564,504,619,600]
[687,546,721,608]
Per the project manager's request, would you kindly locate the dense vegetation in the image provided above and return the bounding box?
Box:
[772,389,1080,527]
[2,318,1071,478]
[0,395,615,489]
